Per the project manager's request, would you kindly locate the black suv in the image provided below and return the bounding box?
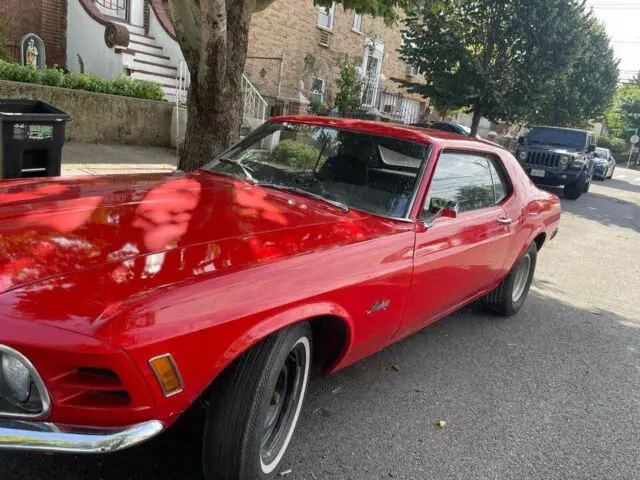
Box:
[516,126,596,199]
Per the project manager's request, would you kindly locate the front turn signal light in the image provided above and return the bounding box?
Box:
[149,354,183,396]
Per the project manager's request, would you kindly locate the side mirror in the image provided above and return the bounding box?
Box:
[587,144,596,153]
[423,198,459,228]
[518,137,525,145]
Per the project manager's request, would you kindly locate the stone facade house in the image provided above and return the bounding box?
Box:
[2,1,427,123]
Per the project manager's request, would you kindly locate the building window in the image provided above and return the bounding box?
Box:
[352,13,362,32]
[317,3,336,30]
[309,77,325,105]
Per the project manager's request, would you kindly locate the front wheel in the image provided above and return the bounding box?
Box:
[564,172,586,200]
[202,322,312,480]
[481,242,537,316]
[608,166,615,179]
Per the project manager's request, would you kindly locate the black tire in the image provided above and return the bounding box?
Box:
[202,322,312,480]
[481,242,537,316]
[608,166,615,179]
[583,176,591,192]
[564,172,586,200]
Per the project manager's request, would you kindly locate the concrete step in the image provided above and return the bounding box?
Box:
[164,86,187,104]
[113,21,146,36]
[133,59,177,77]
[129,40,164,55]
[131,70,179,88]
[133,51,173,66]
[129,31,156,43]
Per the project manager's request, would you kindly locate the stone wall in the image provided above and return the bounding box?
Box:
[0,80,173,146]
[0,0,67,67]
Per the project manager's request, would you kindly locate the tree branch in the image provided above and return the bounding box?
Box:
[168,0,202,68]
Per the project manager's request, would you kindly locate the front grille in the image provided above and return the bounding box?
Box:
[525,151,560,168]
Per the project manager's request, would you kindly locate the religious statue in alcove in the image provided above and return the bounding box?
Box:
[26,40,38,68]
[20,34,46,69]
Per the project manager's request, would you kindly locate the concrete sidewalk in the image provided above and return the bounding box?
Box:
[61,142,177,176]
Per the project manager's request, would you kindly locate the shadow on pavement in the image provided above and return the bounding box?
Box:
[1,293,638,480]
[595,176,640,195]
[558,191,640,232]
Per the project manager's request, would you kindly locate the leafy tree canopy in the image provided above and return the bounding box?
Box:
[400,0,618,133]
[605,84,640,139]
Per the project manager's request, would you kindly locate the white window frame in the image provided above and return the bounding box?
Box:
[352,13,362,32]
[309,77,326,105]
[317,3,336,31]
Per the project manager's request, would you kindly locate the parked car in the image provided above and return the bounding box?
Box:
[414,120,473,136]
[516,126,596,199]
[593,147,616,180]
[0,117,561,480]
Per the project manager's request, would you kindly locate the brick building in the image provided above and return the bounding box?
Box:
[0,0,67,67]
[245,0,428,123]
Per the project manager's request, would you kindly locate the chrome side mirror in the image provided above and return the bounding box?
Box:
[422,200,459,228]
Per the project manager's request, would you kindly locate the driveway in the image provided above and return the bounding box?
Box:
[1,169,639,480]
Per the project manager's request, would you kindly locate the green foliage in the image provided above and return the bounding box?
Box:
[596,136,626,154]
[0,16,11,62]
[400,1,618,132]
[308,102,328,115]
[314,0,427,25]
[39,67,65,87]
[269,139,322,168]
[605,84,640,139]
[335,56,364,115]
[0,61,164,101]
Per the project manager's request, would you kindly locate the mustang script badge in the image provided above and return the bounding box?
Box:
[366,299,391,315]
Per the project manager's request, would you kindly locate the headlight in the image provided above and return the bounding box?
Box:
[2,354,32,403]
[519,151,528,161]
[560,155,570,166]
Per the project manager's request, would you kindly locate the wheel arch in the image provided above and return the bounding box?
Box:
[195,303,354,404]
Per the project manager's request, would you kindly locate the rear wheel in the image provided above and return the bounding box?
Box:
[481,242,537,316]
[202,322,312,480]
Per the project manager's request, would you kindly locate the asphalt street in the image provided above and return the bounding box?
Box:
[1,168,639,480]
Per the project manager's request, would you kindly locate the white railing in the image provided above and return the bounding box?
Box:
[175,59,189,106]
[242,74,267,129]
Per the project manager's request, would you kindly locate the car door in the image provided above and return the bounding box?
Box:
[396,151,514,338]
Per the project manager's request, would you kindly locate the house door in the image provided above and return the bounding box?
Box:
[361,39,384,107]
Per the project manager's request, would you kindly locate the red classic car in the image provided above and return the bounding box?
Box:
[0,116,560,479]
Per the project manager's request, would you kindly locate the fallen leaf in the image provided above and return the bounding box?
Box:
[278,469,292,477]
[391,365,400,372]
[436,420,447,429]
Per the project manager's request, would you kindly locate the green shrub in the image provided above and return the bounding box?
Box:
[0,60,165,101]
[596,135,626,153]
[40,67,65,87]
[269,139,322,168]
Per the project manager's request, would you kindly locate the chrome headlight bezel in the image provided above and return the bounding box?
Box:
[0,344,50,419]
[518,150,528,161]
[559,155,570,166]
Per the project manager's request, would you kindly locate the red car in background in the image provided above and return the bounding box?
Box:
[0,117,560,479]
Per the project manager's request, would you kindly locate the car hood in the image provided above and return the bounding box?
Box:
[594,158,608,164]
[523,144,582,155]
[0,170,359,296]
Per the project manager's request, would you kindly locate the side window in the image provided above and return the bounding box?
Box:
[487,156,510,204]
[424,152,496,215]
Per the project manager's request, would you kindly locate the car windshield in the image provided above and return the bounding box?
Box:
[202,122,430,218]
[595,148,609,158]
[526,127,587,150]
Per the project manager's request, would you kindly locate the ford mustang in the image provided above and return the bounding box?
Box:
[0,116,560,479]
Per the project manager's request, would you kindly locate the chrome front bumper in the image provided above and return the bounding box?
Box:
[0,419,163,453]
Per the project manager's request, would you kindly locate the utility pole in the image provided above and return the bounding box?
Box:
[628,128,639,169]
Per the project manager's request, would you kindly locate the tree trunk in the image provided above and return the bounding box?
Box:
[470,108,484,136]
[169,0,257,172]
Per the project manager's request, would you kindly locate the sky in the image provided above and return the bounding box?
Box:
[585,0,640,82]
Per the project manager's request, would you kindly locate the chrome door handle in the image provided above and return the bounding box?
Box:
[497,217,513,225]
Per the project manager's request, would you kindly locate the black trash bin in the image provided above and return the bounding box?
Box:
[0,100,70,179]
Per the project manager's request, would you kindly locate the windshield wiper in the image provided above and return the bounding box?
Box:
[216,157,257,183]
[256,183,350,213]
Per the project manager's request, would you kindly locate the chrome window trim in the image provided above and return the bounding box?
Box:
[0,344,51,420]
